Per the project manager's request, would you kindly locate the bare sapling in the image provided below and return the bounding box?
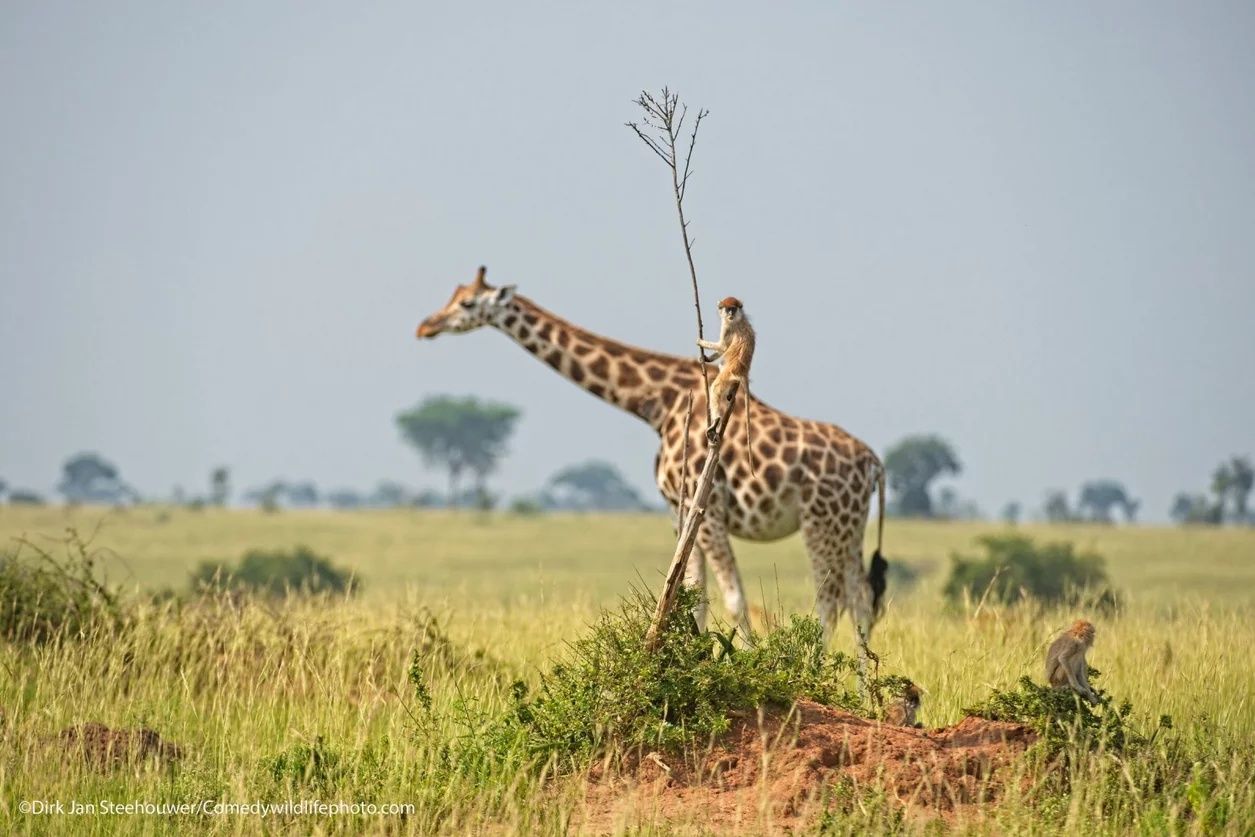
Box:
[629,88,742,652]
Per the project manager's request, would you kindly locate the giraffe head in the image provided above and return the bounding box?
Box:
[416,266,517,339]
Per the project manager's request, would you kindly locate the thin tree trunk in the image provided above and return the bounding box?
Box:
[448,465,461,509]
[645,383,739,652]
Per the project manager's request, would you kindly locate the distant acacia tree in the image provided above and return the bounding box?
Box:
[1077,480,1138,523]
[1043,490,1073,523]
[396,396,522,507]
[210,467,231,507]
[1211,456,1253,523]
[1000,501,1021,525]
[326,489,363,509]
[547,460,648,511]
[1170,492,1220,525]
[285,481,320,507]
[57,452,137,505]
[883,435,961,518]
[0,477,7,502]
[8,489,45,505]
[370,481,412,508]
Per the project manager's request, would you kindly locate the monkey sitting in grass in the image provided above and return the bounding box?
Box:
[1045,619,1100,706]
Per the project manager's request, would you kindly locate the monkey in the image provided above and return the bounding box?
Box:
[883,683,922,728]
[696,297,756,470]
[1045,619,1100,706]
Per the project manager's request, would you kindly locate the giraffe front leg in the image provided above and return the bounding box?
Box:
[695,515,752,645]
[684,541,708,631]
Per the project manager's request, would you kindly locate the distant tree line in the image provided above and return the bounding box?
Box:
[1169,456,1253,525]
[5,413,1247,526]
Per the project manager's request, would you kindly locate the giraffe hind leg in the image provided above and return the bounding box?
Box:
[799,506,875,699]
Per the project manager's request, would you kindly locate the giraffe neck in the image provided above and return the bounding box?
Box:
[492,296,702,433]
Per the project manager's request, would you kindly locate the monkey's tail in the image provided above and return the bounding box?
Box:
[745,385,755,475]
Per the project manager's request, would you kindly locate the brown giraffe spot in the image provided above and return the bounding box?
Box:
[502,314,518,328]
[518,326,532,341]
[604,344,624,357]
[730,472,744,490]
[673,374,699,388]
[828,499,843,516]
[522,312,539,326]
[544,350,563,370]
[588,383,606,399]
[537,322,553,341]
[839,512,853,528]
[836,460,852,479]
[660,389,678,408]
[781,446,797,465]
[556,328,570,348]
[569,361,585,383]
[589,356,609,378]
[618,365,643,388]
[805,432,824,449]
[637,398,661,422]
[763,464,784,491]
[757,442,777,459]
[694,455,707,473]
[766,427,782,444]
[760,496,775,513]
[521,341,540,355]
[646,365,667,382]
[573,343,593,357]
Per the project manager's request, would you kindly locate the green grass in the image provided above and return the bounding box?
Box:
[1,506,1254,835]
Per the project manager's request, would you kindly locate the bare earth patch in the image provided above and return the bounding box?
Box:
[53,722,184,768]
[577,700,1036,834]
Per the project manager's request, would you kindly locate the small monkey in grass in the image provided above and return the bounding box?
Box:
[1045,619,1100,706]
[696,297,756,470]
[883,683,923,728]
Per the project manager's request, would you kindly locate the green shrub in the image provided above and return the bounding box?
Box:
[943,534,1120,611]
[406,585,917,774]
[964,672,1169,755]
[0,534,125,644]
[508,497,543,516]
[191,545,359,598]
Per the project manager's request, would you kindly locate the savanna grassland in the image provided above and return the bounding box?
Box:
[1,504,1254,835]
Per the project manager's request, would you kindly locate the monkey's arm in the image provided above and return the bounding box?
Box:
[1059,652,1099,704]
[696,338,724,358]
[1076,665,1100,705]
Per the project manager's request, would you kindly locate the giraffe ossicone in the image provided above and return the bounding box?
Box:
[416,267,890,667]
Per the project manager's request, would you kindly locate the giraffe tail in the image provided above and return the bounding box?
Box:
[869,453,888,616]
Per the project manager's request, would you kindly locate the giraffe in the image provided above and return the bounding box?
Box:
[415,267,890,664]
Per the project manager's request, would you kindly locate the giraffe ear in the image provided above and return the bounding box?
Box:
[492,285,517,305]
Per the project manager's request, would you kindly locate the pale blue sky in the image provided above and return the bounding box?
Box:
[2,1,1252,520]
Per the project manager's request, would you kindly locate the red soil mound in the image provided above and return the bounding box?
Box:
[577,700,1036,834]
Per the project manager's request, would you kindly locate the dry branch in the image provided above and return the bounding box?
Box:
[627,88,713,425]
[645,383,739,652]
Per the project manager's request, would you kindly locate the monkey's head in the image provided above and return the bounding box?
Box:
[1070,619,1096,646]
[717,297,746,324]
[416,266,518,339]
[901,683,922,708]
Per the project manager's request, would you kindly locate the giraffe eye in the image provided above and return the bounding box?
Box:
[459,300,475,309]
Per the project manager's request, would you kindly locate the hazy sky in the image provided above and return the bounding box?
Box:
[2,1,1252,522]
